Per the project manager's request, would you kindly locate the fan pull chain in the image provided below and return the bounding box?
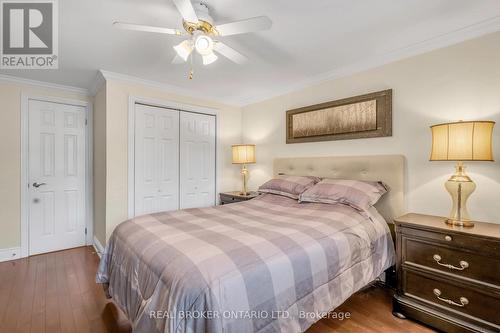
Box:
[188,52,194,80]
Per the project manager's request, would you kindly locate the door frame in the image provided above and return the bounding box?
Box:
[20,94,94,258]
[127,96,219,218]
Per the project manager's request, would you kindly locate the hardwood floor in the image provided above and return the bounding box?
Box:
[306,286,435,333]
[0,246,128,333]
[0,246,435,333]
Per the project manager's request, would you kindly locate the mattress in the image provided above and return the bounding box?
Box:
[96,193,395,333]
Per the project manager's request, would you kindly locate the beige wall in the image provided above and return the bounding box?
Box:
[242,31,500,223]
[103,80,242,240]
[0,82,90,249]
[93,83,107,246]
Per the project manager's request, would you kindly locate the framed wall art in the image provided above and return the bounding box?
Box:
[286,89,392,143]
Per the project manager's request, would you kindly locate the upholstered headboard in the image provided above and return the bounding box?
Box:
[273,155,406,223]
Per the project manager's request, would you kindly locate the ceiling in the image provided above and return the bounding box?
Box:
[2,0,500,105]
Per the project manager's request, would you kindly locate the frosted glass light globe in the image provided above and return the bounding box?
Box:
[194,35,214,55]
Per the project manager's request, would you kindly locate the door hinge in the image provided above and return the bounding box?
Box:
[85,118,88,125]
[85,227,87,235]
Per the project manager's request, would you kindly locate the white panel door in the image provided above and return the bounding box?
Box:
[134,104,179,215]
[180,112,216,209]
[29,100,86,255]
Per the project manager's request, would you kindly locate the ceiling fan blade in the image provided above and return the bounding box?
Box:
[215,16,272,36]
[113,22,183,35]
[214,42,248,64]
[172,0,199,23]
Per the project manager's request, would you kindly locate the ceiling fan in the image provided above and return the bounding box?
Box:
[113,0,272,78]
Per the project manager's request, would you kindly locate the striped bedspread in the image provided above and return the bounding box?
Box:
[96,193,395,333]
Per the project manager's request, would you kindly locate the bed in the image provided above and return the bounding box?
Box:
[97,155,405,333]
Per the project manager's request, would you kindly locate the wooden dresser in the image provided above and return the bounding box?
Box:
[393,213,500,333]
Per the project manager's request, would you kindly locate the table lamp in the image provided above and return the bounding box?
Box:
[430,120,495,227]
[232,144,256,195]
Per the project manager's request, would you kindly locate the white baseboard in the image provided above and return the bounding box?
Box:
[0,247,21,262]
[93,236,104,258]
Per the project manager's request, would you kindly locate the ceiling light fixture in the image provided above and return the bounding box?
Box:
[116,0,272,78]
[173,39,193,61]
[194,34,214,55]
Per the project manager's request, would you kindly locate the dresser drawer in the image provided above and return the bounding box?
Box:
[399,225,500,255]
[404,238,500,286]
[403,270,500,327]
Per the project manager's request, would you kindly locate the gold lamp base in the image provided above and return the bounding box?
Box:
[444,162,476,228]
[445,218,474,228]
[240,164,249,196]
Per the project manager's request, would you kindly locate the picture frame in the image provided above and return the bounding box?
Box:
[286,89,392,144]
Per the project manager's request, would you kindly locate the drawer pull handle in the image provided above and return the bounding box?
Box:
[444,235,452,241]
[432,254,469,270]
[433,289,469,307]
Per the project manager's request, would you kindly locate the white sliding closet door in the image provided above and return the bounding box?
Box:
[134,104,179,215]
[180,112,216,209]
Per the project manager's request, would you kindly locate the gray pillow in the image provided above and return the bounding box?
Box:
[258,175,321,199]
[299,178,389,211]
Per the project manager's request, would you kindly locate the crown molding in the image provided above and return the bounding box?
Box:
[0,73,89,96]
[89,70,106,96]
[97,70,238,107]
[236,15,500,107]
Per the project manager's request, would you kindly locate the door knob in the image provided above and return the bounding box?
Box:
[32,182,47,188]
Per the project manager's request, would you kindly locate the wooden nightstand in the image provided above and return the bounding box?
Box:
[219,191,260,205]
[393,213,500,333]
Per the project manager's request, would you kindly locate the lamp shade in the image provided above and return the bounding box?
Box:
[430,121,495,161]
[232,144,256,164]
